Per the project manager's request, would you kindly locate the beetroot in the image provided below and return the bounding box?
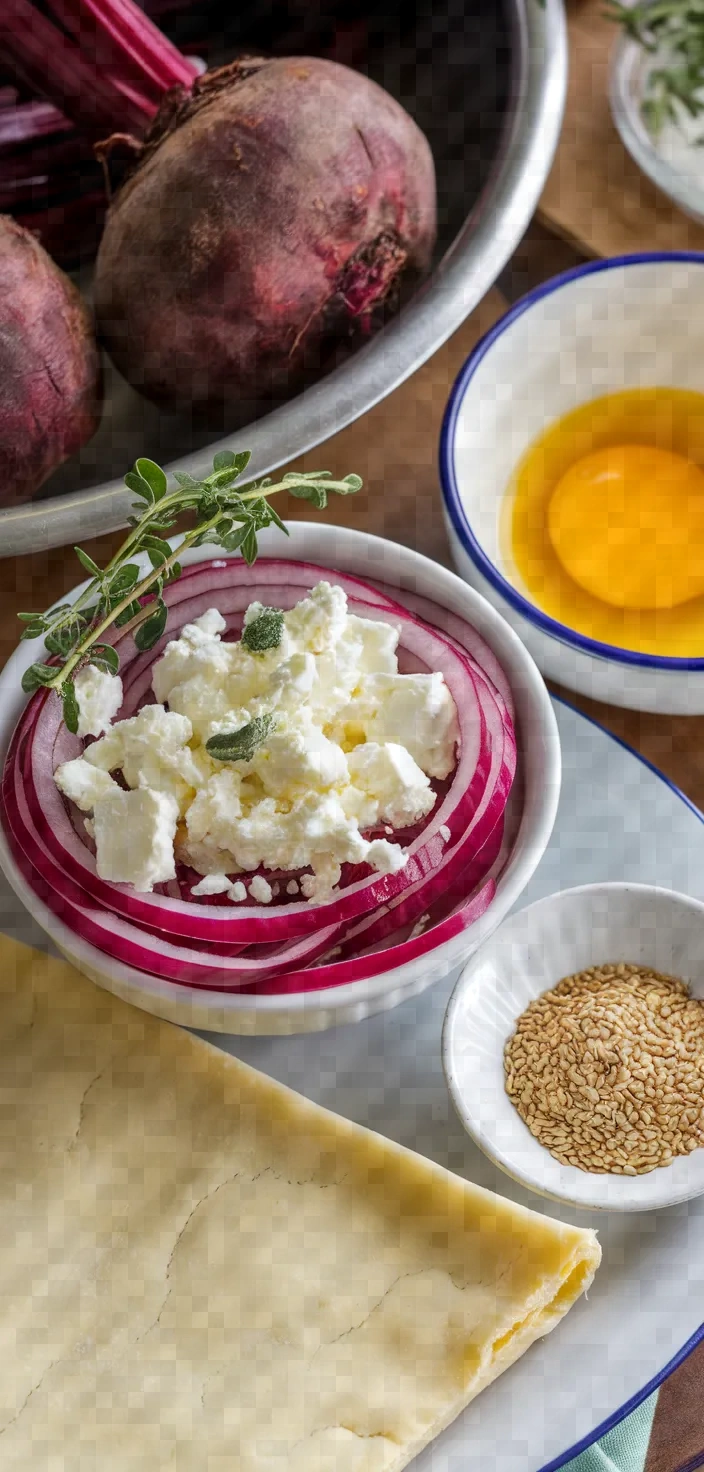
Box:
[0,215,101,505]
[93,56,436,417]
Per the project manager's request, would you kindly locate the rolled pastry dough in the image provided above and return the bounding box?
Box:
[0,938,600,1469]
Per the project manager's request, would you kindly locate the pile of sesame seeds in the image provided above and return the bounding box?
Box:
[504,963,704,1175]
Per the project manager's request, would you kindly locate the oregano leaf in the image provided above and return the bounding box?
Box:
[206,714,276,764]
[21,663,58,693]
[74,546,102,579]
[212,450,237,471]
[124,470,154,503]
[61,679,80,735]
[134,600,167,652]
[109,563,141,595]
[241,607,284,653]
[91,644,120,676]
[241,526,258,566]
[135,458,167,500]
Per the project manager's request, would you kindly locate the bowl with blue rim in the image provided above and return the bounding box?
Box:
[440,252,704,715]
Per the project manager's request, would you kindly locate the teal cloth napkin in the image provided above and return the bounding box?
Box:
[561,1393,659,1472]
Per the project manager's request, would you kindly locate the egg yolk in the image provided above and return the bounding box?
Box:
[547,443,704,610]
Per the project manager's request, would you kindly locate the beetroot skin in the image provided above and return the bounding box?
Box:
[94,57,436,416]
[0,217,102,507]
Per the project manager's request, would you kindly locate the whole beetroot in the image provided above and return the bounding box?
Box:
[94,57,436,417]
[0,217,102,507]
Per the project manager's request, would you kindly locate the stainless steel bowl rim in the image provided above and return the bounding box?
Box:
[1,0,567,556]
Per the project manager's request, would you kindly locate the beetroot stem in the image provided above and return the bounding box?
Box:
[0,0,151,136]
[0,0,195,140]
[46,0,196,102]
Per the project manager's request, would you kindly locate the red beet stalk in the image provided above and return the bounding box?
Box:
[0,0,197,140]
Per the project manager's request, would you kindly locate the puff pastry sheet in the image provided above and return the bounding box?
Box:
[0,939,600,1468]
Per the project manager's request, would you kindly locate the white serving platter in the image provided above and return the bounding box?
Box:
[1,695,703,1471]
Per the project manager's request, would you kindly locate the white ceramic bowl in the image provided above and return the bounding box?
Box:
[443,882,704,1211]
[0,521,560,1036]
[440,254,704,714]
[610,32,704,227]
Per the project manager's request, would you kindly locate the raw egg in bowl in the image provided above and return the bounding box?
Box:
[440,253,704,714]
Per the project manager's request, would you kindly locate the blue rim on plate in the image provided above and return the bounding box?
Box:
[439,252,704,672]
[540,693,704,1472]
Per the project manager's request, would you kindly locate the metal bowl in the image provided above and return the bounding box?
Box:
[2,0,566,555]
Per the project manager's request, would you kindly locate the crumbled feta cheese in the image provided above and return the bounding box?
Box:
[365,838,409,876]
[186,769,242,846]
[55,581,459,899]
[345,743,435,829]
[74,665,123,738]
[190,873,232,897]
[229,881,247,902]
[177,835,240,877]
[439,823,451,842]
[249,875,273,904]
[54,757,117,813]
[252,712,348,797]
[338,671,458,779]
[284,581,347,653]
[152,609,230,707]
[85,704,202,815]
[91,788,179,891]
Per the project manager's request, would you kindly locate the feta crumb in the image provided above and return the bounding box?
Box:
[341,671,458,780]
[91,788,179,892]
[74,665,123,738]
[190,873,232,897]
[345,742,435,829]
[286,879,300,896]
[54,757,117,813]
[85,704,198,815]
[365,838,408,876]
[249,875,273,904]
[228,881,247,903]
[440,824,451,842]
[193,608,227,637]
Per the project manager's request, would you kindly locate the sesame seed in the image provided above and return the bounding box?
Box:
[503,964,704,1176]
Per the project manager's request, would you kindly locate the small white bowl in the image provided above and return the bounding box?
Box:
[443,882,704,1211]
[0,521,560,1036]
[440,254,704,714]
[611,31,704,227]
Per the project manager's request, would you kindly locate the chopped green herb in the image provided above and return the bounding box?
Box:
[608,0,704,138]
[241,607,284,653]
[206,714,277,764]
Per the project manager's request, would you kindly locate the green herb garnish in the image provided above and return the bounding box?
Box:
[18,452,361,732]
[241,607,284,653]
[206,714,276,764]
[608,0,704,138]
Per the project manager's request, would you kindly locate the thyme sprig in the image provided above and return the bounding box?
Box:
[18,449,361,733]
[609,0,704,137]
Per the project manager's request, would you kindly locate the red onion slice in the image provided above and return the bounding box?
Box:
[23,598,490,942]
[3,749,341,987]
[242,878,498,996]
